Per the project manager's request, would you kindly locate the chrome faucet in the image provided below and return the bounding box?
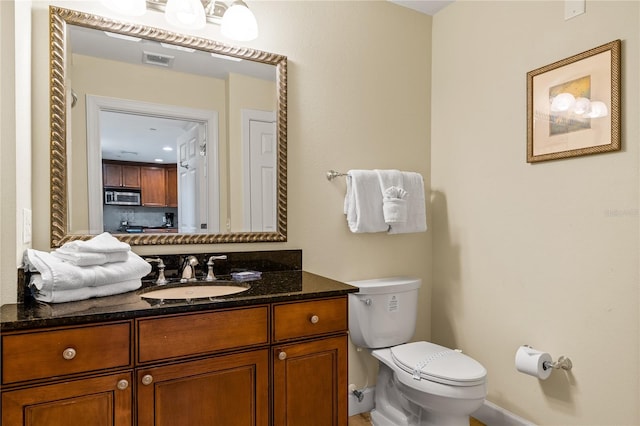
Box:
[145,257,168,285]
[180,256,199,282]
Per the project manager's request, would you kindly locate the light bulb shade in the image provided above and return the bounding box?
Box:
[165,0,207,30]
[573,97,591,115]
[550,92,576,112]
[101,0,146,16]
[221,0,258,41]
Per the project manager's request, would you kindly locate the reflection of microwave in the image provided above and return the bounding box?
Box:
[104,190,141,206]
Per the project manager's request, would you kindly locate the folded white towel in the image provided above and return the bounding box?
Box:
[387,171,427,234]
[376,170,408,225]
[52,249,129,267]
[59,232,131,254]
[31,277,142,303]
[344,170,388,233]
[24,249,151,293]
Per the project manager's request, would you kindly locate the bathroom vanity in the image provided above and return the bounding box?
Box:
[1,252,356,426]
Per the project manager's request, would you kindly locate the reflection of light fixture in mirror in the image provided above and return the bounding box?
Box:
[143,1,258,41]
[550,92,609,118]
[221,0,258,41]
[210,52,243,62]
[165,0,207,29]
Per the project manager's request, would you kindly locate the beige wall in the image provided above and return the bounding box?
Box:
[18,0,432,390]
[431,1,639,424]
[227,72,277,231]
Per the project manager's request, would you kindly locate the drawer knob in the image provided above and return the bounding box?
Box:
[278,351,287,361]
[62,347,77,360]
[310,315,319,324]
[141,374,154,386]
[117,379,129,390]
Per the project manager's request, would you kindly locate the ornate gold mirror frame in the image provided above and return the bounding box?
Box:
[49,6,287,247]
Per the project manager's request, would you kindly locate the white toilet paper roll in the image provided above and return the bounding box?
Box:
[515,346,552,380]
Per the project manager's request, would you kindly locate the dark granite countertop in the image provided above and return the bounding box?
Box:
[1,271,358,332]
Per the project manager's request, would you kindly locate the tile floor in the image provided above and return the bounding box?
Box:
[348,412,486,426]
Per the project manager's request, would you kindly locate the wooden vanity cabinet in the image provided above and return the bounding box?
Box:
[135,306,270,426]
[1,296,350,426]
[1,321,134,426]
[272,297,349,426]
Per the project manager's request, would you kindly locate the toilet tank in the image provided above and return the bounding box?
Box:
[348,277,421,349]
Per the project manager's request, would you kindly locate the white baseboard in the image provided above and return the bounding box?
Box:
[472,400,536,426]
[348,386,375,417]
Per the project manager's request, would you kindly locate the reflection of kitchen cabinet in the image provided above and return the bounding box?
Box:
[165,167,177,207]
[140,166,178,208]
[103,161,140,188]
[140,167,166,207]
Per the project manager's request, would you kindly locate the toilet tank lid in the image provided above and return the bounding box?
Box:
[347,276,421,294]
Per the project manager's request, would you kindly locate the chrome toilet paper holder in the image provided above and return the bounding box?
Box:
[543,355,573,371]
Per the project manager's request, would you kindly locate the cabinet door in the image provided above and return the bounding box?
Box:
[273,335,348,426]
[121,165,141,188]
[2,372,133,426]
[165,167,177,207]
[137,349,269,426]
[103,163,123,187]
[140,167,166,207]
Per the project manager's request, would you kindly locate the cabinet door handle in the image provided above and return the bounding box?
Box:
[310,315,319,324]
[141,374,154,385]
[62,347,77,360]
[117,379,129,390]
[278,351,287,361]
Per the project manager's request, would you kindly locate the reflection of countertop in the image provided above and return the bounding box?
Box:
[0,271,358,331]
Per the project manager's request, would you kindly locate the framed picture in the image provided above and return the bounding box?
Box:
[527,40,621,163]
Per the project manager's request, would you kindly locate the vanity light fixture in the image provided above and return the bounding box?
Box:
[550,92,609,118]
[103,0,259,41]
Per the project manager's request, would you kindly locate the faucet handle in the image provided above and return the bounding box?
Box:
[144,258,168,285]
[205,255,227,281]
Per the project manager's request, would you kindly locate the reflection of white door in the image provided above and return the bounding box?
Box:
[244,114,277,232]
[178,128,203,233]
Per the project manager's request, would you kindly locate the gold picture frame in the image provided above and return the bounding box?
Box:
[527,40,621,163]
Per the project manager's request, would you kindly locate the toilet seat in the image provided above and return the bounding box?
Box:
[390,342,486,387]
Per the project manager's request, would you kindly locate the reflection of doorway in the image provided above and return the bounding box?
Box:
[85,95,219,234]
[242,109,277,232]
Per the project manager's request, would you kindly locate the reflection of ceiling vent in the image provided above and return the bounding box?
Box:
[142,51,175,68]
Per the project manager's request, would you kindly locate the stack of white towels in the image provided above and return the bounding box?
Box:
[344,169,427,234]
[24,232,151,303]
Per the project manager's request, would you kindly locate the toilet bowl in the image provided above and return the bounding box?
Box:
[348,277,487,426]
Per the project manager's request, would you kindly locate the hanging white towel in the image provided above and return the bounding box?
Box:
[343,170,388,233]
[24,249,151,293]
[59,232,131,254]
[387,171,427,234]
[375,169,408,225]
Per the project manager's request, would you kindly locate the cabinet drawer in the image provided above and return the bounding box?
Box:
[273,297,347,342]
[137,306,269,363]
[2,322,132,385]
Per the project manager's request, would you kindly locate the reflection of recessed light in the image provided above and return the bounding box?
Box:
[162,146,173,151]
[161,43,196,53]
[211,52,242,62]
[104,31,142,42]
[155,158,164,162]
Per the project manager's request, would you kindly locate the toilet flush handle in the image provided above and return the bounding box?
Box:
[360,298,371,306]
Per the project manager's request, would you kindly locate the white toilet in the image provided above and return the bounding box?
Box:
[348,277,487,426]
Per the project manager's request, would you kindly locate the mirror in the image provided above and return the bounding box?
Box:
[50,6,287,247]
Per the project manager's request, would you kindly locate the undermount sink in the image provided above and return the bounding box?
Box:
[141,282,250,301]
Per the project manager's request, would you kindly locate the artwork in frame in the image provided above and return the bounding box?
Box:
[527,40,621,163]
